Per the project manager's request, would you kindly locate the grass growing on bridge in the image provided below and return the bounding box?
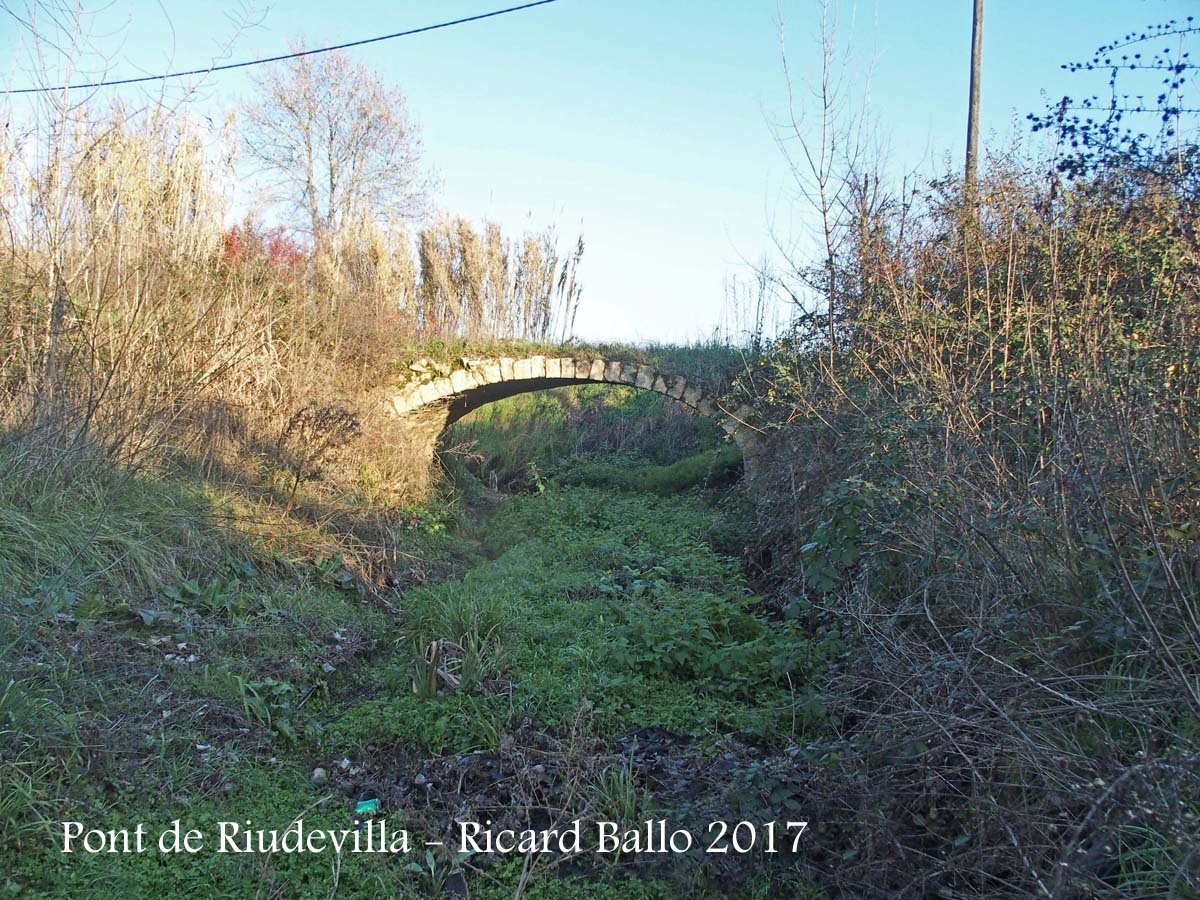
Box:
[388,337,748,386]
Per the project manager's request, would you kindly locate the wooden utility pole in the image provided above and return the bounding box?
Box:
[964,0,984,202]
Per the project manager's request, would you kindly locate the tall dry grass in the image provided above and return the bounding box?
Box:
[0,78,587,518]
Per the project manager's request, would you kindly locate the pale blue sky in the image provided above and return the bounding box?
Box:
[2,1,1192,342]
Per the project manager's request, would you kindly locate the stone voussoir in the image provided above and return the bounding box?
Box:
[449,369,474,393]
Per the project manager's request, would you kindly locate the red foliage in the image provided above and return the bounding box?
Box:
[221,224,248,264]
[262,227,305,277]
[218,223,306,277]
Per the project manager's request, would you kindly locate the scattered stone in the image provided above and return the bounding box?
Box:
[310,767,328,787]
[321,661,336,674]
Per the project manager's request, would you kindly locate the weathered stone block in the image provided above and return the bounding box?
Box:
[604,360,622,382]
[450,369,473,393]
[589,359,606,380]
[513,359,533,380]
[635,365,656,389]
[530,356,547,378]
[619,363,638,384]
[667,377,687,399]
[500,358,516,380]
[545,358,562,378]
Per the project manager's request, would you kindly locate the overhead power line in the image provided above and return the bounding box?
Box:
[2,0,562,95]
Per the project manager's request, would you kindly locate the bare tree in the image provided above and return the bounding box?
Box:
[775,0,870,373]
[241,46,427,245]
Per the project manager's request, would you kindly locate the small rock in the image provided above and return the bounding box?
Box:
[338,757,351,771]
[310,767,328,787]
[321,662,336,674]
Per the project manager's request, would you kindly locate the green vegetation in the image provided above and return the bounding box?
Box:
[329,479,835,752]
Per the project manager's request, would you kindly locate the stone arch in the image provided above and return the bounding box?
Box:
[386,355,761,479]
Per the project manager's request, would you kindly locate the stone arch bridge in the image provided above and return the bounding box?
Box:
[386,355,763,479]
